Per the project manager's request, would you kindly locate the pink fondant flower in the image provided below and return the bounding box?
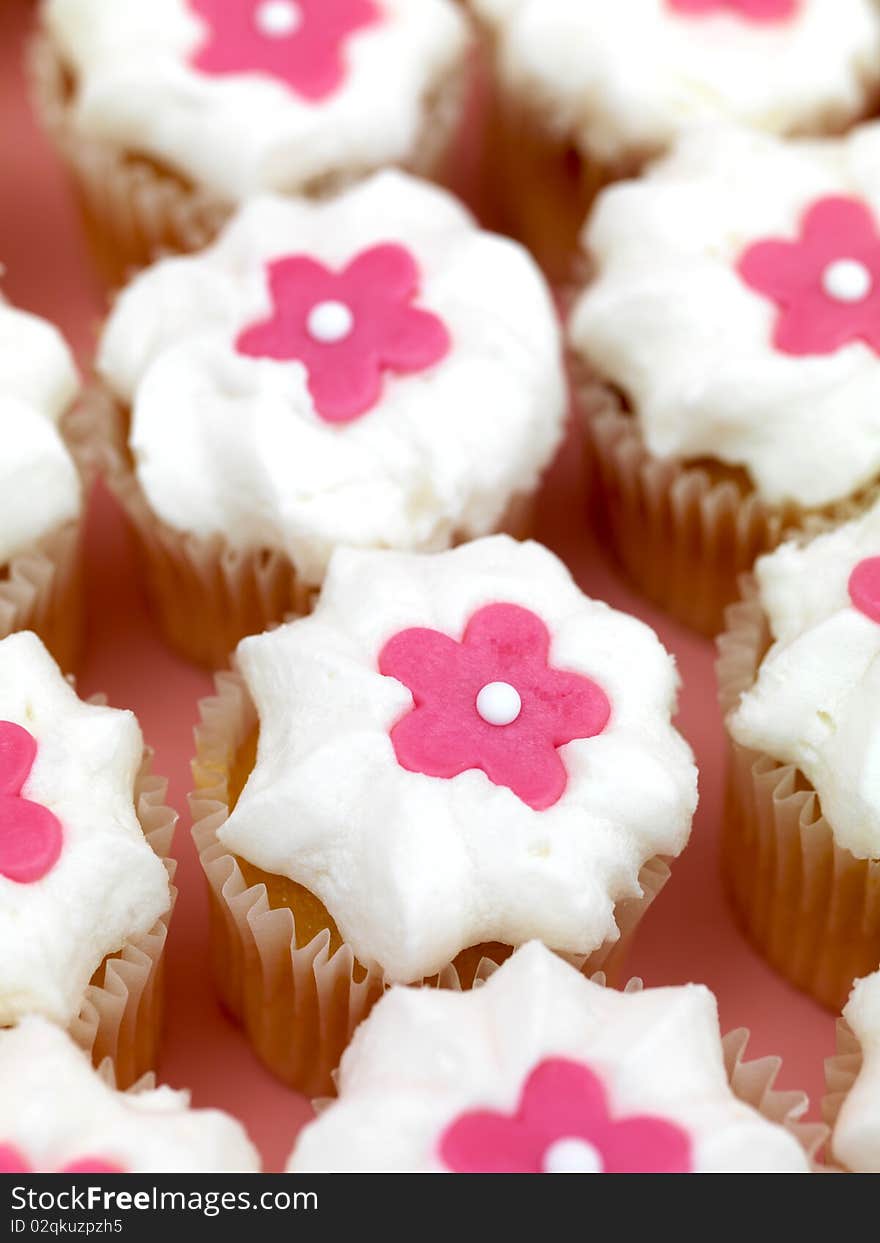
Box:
[668,0,797,20]
[236,243,450,424]
[378,604,611,811]
[190,0,381,102]
[0,1144,122,1175]
[738,197,880,356]
[440,1058,693,1174]
[849,557,880,623]
[0,721,62,885]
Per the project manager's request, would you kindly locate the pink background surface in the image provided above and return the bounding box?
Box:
[0,0,837,1172]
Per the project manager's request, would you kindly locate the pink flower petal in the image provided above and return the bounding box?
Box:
[519,1058,610,1135]
[190,0,381,103]
[236,256,333,361]
[305,350,384,423]
[738,238,812,304]
[61,1159,125,1175]
[388,706,487,784]
[770,298,866,356]
[801,196,879,259]
[0,721,63,885]
[375,303,451,376]
[344,243,421,303]
[600,1115,693,1174]
[379,627,465,703]
[0,1145,124,1175]
[667,0,797,19]
[541,667,612,746]
[849,556,880,625]
[738,195,880,357]
[440,1110,548,1174]
[380,604,612,810]
[0,1144,30,1174]
[440,1058,693,1174]
[0,720,38,797]
[463,604,551,670]
[235,243,449,423]
[475,727,570,811]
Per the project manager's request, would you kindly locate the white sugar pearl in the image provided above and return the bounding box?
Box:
[822,259,872,303]
[543,1138,604,1175]
[307,301,355,344]
[475,682,522,727]
[255,1,302,38]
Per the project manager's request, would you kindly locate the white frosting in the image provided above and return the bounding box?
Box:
[98,172,566,588]
[0,297,80,564]
[570,123,880,509]
[0,1018,260,1173]
[288,942,810,1173]
[0,633,171,1026]
[472,0,880,163]
[43,0,470,200]
[728,498,880,859]
[834,970,880,1172]
[221,537,698,982]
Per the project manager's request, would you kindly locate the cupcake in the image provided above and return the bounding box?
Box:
[191,535,699,1095]
[0,631,176,1087]
[470,0,880,282]
[825,970,880,1172]
[719,498,880,1010]
[288,942,816,1173]
[91,170,566,667]
[0,1017,259,1174]
[34,0,473,284]
[570,122,880,636]
[0,292,84,671]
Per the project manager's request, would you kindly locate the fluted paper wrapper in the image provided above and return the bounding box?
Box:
[722,1027,827,1168]
[30,34,469,287]
[83,383,317,669]
[718,582,880,1012]
[1,516,83,673]
[0,404,95,672]
[83,383,537,669]
[479,81,625,288]
[68,752,178,1089]
[820,1017,863,1171]
[580,379,804,637]
[190,671,671,1097]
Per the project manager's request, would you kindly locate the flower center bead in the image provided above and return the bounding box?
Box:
[822,259,873,303]
[254,0,302,37]
[475,681,522,727]
[307,300,355,344]
[542,1138,604,1174]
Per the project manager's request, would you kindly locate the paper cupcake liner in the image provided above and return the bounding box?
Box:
[30,33,470,287]
[820,1016,862,1171]
[95,1056,157,1097]
[0,402,96,672]
[190,669,671,1096]
[68,750,178,1089]
[579,376,809,637]
[722,1026,827,1168]
[0,515,83,673]
[83,382,537,669]
[476,66,634,288]
[718,582,880,1012]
